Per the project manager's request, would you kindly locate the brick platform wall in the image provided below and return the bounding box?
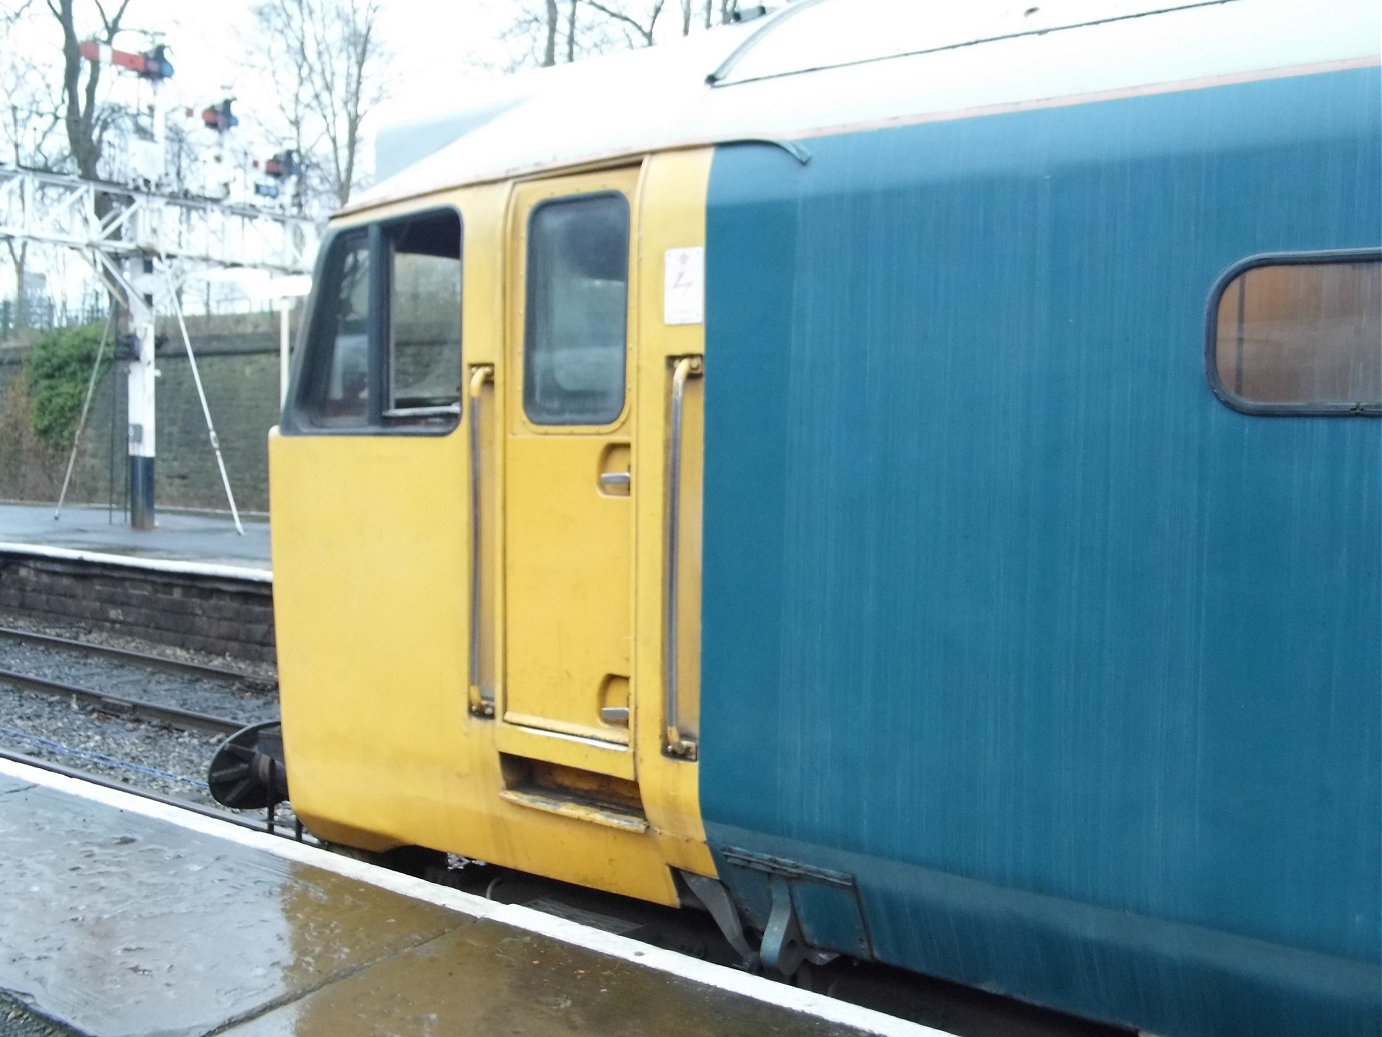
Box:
[0,554,275,664]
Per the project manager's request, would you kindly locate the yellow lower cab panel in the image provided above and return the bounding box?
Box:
[269,429,680,906]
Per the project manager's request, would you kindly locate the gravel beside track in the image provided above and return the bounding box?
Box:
[0,610,277,684]
[0,683,228,806]
[0,991,81,1037]
[0,610,280,811]
[0,637,275,725]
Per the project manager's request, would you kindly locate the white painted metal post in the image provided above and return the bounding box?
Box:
[126,256,157,530]
[279,301,290,407]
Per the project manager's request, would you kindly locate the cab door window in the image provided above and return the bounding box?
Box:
[523,193,630,426]
[292,208,462,433]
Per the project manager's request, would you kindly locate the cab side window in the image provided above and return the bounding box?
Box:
[293,208,463,433]
[308,230,371,427]
[388,216,464,419]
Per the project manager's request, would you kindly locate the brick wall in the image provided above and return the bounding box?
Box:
[0,311,300,513]
[0,554,276,664]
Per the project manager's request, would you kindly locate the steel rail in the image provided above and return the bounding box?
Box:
[0,625,275,692]
[0,667,249,737]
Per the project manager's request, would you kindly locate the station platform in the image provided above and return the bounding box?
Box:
[0,759,938,1037]
[0,502,269,581]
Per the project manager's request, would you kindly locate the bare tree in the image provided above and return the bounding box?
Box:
[1,25,54,328]
[3,103,38,328]
[544,0,560,65]
[1,0,132,326]
[703,0,736,28]
[501,0,732,72]
[584,0,667,48]
[499,0,576,69]
[253,0,389,209]
[47,0,133,181]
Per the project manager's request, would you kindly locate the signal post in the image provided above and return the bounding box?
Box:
[4,38,316,532]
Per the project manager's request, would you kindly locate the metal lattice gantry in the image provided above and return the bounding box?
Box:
[0,162,323,533]
[0,164,319,275]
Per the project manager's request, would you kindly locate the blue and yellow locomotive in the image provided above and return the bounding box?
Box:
[251,2,1381,1033]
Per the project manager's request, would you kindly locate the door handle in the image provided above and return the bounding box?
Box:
[599,706,630,725]
[599,471,631,489]
[664,355,702,759]
[468,364,494,717]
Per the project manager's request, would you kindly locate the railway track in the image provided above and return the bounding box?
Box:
[0,623,279,815]
[0,624,275,733]
[0,625,275,693]
[0,667,245,737]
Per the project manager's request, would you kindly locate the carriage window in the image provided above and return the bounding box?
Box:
[1210,255,1381,414]
[310,231,371,427]
[295,208,462,433]
[524,193,629,426]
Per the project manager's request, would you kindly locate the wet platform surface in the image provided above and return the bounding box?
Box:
[0,503,269,577]
[0,763,912,1037]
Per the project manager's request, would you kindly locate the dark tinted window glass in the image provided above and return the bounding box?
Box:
[524,194,629,426]
[312,233,371,427]
[1213,258,1381,412]
[388,213,462,421]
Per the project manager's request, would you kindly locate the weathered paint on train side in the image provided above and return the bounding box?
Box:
[698,64,1381,1035]
[270,150,720,904]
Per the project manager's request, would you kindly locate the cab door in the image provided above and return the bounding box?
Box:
[498,168,641,779]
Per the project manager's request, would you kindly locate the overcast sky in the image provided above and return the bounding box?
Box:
[7,0,520,145]
[116,0,513,111]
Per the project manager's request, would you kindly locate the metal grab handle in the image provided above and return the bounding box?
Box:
[468,365,494,716]
[664,356,703,758]
[599,471,631,489]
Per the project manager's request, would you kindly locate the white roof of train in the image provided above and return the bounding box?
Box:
[353,0,1379,213]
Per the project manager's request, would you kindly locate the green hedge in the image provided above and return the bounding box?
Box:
[27,324,110,448]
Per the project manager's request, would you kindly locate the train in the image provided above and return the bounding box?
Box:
[213,1,1381,1033]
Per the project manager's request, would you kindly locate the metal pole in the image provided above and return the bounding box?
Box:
[107,350,116,524]
[54,310,115,519]
[279,301,290,407]
[162,264,244,535]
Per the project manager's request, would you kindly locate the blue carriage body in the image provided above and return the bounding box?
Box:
[699,64,1381,1035]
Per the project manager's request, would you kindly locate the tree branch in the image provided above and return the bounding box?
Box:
[583,0,663,46]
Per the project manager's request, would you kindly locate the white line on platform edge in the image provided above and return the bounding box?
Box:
[0,542,272,582]
[0,757,955,1037]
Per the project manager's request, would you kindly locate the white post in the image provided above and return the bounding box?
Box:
[126,256,157,530]
[279,300,290,407]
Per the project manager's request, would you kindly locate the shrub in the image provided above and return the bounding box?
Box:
[0,367,63,498]
[27,324,110,449]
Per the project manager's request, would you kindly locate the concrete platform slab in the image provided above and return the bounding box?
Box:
[0,773,463,1037]
[227,919,853,1037]
[0,503,269,578]
[0,762,942,1037]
